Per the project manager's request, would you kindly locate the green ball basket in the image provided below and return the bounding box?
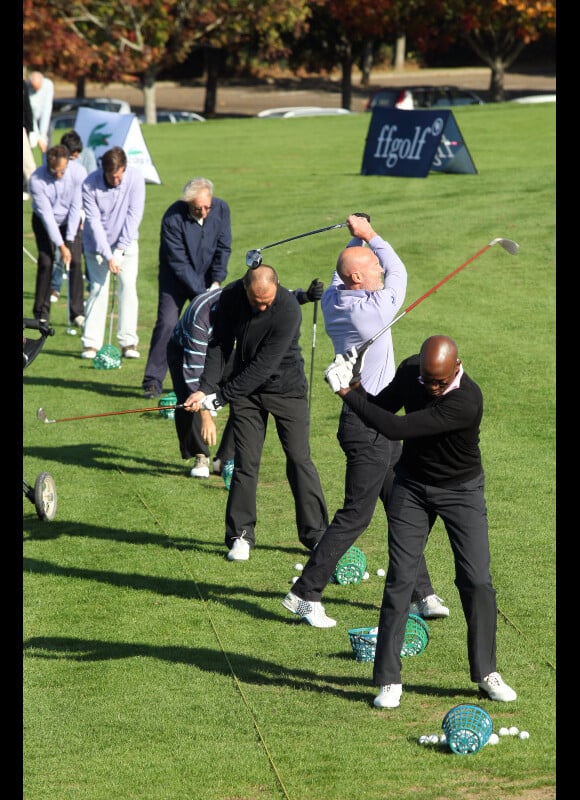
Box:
[348,613,429,663]
[442,704,493,754]
[93,344,122,370]
[158,391,177,419]
[331,546,367,585]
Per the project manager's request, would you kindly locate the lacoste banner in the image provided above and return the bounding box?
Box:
[361,109,477,178]
[74,107,162,184]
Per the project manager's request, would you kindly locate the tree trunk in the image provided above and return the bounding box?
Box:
[75,77,86,99]
[394,34,406,71]
[340,44,353,110]
[488,57,506,102]
[203,47,220,117]
[142,67,158,124]
[360,41,374,87]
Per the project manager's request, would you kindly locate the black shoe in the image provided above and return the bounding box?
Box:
[143,385,162,399]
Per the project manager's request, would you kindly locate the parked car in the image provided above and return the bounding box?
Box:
[52,97,132,114]
[257,106,353,118]
[137,110,206,124]
[366,86,485,112]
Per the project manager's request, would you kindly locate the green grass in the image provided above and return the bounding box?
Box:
[23,102,555,799]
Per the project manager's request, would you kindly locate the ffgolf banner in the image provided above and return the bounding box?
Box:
[360,108,477,178]
[74,107,162,184]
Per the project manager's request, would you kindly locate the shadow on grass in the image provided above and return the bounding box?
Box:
[23,634,467,702]
[22,555,379,616]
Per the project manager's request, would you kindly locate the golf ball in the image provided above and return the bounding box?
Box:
[428,735,439,744]
[439,734,446,744]
[294,563,303,571]
[418,735,429,745]
[376,568,386,577]
[68,328,77,335]
[508,726,519,736]
[363,571,369,580]
[498,727,510,736]
[519,730,530,740]
[488,733,499,745]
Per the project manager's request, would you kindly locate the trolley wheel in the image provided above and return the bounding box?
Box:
[34,472,57,521]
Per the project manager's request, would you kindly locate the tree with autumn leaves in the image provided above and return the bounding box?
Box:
[23,0,555,118]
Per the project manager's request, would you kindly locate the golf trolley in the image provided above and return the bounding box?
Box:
[23,318,58,521]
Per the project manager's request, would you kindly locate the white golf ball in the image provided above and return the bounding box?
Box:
[498,727,510,736]
[439,734,447,744]
[488,733,499,745]
[376,568,386,577]
[418,735,429,745]
[363,571,370,580]
[429,734,439,744]
[292,576,299,584]
[518,730,530,740]
[294,563,303,571]
[68,328,77,335]
[508,726,519,736]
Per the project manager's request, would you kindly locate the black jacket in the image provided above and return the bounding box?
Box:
[199,278,308,404]
[343,353,484,487]
[158,197,232,296]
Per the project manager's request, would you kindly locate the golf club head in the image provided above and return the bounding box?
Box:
[37,408,48,423]
[245,249,263,269]
[490,237,519,255]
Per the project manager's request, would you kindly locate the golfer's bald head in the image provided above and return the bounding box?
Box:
[243,265,279,311]
[419,336,460,389]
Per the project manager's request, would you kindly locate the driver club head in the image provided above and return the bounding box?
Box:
[245,249,263,269]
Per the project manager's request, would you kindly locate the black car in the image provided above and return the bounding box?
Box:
[366,85,485,112]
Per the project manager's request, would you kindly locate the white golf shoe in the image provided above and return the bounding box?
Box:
[282,591,336,627]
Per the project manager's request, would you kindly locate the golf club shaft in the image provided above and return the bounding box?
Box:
[308,299,318,410]
[259,222,347,252]
[356,238,519,356]
[38,404,185,424]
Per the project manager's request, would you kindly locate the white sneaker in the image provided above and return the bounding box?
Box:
[409,594,450,619]
[478,672,517,702]
[212,458,222,474]
[122,346,140,359]
[190,455,210,478]
[281,591,336,628]
[227,538,250,561]
[50,291,60,303]
[73,315,85,327]
[81,348,97,359]
[374,684,403,709]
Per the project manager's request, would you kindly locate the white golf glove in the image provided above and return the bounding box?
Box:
[344,345,367,384]
[324,354,354,392]
[201,393,222,414]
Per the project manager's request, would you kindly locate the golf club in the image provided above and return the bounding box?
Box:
[64,260,76,336]
[308,295,319,411]
[245,212,372,268]
[23,245,37,264]
[37,403,186,424]
[346,237,519,360]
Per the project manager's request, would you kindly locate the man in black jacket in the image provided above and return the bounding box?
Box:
[325,334,517,707]
[142,177,232,399]
[185,265,329,569]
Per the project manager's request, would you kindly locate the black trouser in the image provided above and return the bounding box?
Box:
[225,392,328,551]
[291,405,435,602]
[32,213,84,322]
[373,471,497,685]
[142,286,193,393]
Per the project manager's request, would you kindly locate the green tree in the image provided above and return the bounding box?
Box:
[409,0,556,101]
[23,0,313,121]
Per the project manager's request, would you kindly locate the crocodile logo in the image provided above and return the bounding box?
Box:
[87,123,112,149]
